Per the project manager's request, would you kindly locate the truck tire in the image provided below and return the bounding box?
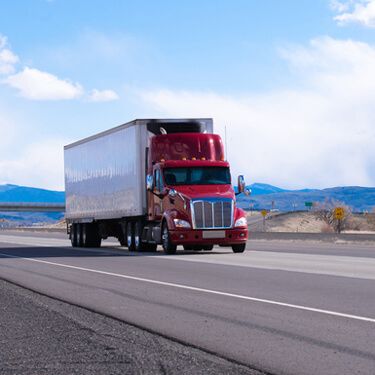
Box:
[82,224,89,247]
[71,224,78,247]
[162,223,177,255]
[134,221,143,252]
[202,245,214,251]
[84,223,102,248]
[183,245,193,251]
[232,243,246,253]
[127,222,136,251]
[76,223,83,247]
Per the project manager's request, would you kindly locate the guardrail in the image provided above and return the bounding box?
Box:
[0,202,65,212]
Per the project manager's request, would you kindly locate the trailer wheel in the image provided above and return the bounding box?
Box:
[134,221,143,252]
[162,223,177,255]
[232,243,246,253]
[76,223,83,247]
[82,224,88,247]
[71,224,78,247]
[127,222,136,251]
[86,223,102,247]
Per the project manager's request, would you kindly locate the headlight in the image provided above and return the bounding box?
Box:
[234,217,247,227]
[173,218,191,229]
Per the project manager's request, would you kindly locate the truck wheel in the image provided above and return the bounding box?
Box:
[84,223,102,248]
[127,222,136,251]
[71,224,78,247]
[183,245,193,251]
[118,222,127,247]
[232,243,246,253]
[82,224,89,247]
[202,245,214,251]
[76,223,83,247]
[134,221,143,252]
[162,224,177,255]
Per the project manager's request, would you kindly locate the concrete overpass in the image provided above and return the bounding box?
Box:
[0,202,65,212]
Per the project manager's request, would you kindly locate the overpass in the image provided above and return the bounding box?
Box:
[0,202,65,212]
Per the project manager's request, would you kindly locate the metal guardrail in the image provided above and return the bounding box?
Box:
[0,202,65,212]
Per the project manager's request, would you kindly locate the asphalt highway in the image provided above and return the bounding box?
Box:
[0,230,374,375]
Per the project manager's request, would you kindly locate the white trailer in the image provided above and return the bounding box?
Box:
[64,118,213,247]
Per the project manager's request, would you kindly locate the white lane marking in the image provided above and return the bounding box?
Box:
[0,251,374,324]
[2,234,375,281]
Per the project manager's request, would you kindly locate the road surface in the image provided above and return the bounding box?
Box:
[0,230,374,375]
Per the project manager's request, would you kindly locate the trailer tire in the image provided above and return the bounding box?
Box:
[71,224,78,247]
[127,222,136,251]
[76,223,83,247]
[84,223,102,248]
[134,221,143,252]
[232,243,246,253]
[162,223,177,255]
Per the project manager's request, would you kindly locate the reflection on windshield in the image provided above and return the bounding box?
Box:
[164,167,231,185]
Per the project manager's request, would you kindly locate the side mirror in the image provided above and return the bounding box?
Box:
[237,175,246,194]
[146,174,154,191]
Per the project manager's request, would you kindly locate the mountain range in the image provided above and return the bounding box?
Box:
[236,183,375,212]
[0,183,374,226]
[0,184,65,226]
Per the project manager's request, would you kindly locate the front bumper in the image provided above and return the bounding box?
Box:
[169,227,248,246]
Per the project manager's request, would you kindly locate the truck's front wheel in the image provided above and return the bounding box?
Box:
[232,243,246,253]
[162,224,177,255]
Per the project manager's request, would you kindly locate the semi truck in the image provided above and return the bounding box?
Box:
[64,118,248,254]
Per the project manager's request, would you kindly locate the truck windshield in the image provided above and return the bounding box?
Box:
[164,167,231,185]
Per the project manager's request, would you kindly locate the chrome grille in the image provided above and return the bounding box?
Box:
[191,199,233,229]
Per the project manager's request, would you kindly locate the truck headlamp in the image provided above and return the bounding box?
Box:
[173,219,191,229]
[234,217,247,228]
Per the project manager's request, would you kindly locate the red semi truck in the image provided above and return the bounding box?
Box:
[64,118,248,254]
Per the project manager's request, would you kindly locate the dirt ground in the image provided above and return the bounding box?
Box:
[246,211,375,233]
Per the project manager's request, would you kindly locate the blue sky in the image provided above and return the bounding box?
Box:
[1,0,375,190]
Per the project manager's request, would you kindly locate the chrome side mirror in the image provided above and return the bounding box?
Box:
[237,175,246,194]
[146,174,154,191]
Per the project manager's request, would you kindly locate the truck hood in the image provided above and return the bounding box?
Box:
[171,184,234,200]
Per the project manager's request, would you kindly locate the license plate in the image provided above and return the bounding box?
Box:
[202,230,225,239]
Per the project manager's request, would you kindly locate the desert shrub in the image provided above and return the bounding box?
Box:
[314,199,352,233]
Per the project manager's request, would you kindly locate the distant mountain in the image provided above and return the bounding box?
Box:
[0,184,64,203]
[237,185,375,212]
[247,183,289,195]
[0,184,65,226]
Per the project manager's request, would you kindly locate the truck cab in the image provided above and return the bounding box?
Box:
[146,130,248,254]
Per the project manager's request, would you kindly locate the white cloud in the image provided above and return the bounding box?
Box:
[4,67,83,100]
[332,0,375,27]
[0,34,19,75]
[0,138,68,190]
[88,88,119,102]
[140,37,375,189]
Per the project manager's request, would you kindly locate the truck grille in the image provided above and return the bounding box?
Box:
[191,199,233,229]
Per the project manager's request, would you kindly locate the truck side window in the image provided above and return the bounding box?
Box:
[155,170,164,192]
